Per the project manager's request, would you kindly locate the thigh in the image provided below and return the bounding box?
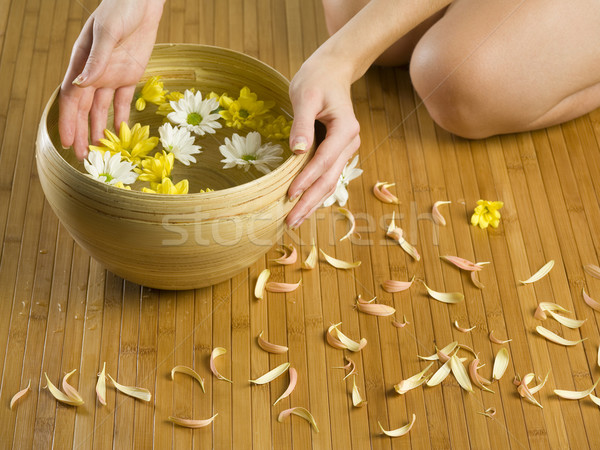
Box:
[412,0,600,134]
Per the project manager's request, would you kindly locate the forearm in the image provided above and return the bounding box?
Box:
[312,0,453,82]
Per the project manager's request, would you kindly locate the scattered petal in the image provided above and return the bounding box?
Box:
[378,414,416,438]
[355,297,395,316]
[274,368,297,405]
[527,373,549,395]
[489,330,512,344]
[333,357,357,380]
[392,315,410,328]
[477,407,497,419]
[469,358,494,393]
[470,271,485,289]
[516,372,548,408]
[534,302,571,320]
[210,347,233,383]
[545,310,586,329]
[554,378,599,400]
[320,249,361,269]
[171,365,205,393]
[352,376,367,407]
[535,326,585,346]
[302,240,318,270]
[519,260,554,284]
[584,264,600,279]
[61,369,85,405]
[422,282,464,304]
[271,245,297,265]
[96,362,107,405]
[249,362,290,385]
[432,201,451,226]
[373,181,400,204]
[107,374,151,401]
[454,320,476,333]
[590,393,600,407]
[450,355,473,393]
[440,256,487,272]
[394,363,434,394]
[492,348,510,381]
[328,323,367,352]
[383,276,415,293]
[169,413,218,428]
[418,341,458,361]
[386,213,420,261]
[426,360,452,387]
[266,279,301,293]
[338,208,360,241]
[44,372,84,406]
[255,269,271,299]
[583,288,600,312]
[278,407,319,432]
[257,331,289,354]
[10,380,31,410]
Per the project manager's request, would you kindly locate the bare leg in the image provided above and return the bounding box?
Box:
[410,0,600,138]
[321,0,446,66]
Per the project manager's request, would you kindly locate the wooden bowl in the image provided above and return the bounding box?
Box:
[36,44,310,290]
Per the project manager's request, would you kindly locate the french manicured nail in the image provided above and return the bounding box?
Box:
[289,190,302,201]
[72,73,86,86]
[292,138,307,153]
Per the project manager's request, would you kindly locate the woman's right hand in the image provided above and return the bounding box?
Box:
[59,0,165,160]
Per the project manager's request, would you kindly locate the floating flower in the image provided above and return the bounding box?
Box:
[135,151,175,183]
[219,87,275,130]
[142,178,189,195]
[113,181,131,190]
[167,90,222,136]
[208,92,232,111]
[158,123,202,166]
[156,91,185,117]
[258,115,293,140]
[471,200,503,229]
[219,131,283,175]
[322,155,363,207]
[89,122,159,167]
[135,76,166,111]
[83,150,138,186]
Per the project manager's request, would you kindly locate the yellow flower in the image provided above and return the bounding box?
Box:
[219,86,275,130]
[135,151,175,183]
[258,115,293,140]
[208,92,233,110]
[142,178,189,195]
[156,91,185,117]
[113,181,131,190]
[199,188,214,193]
[89,122,159,167]
[471,200,504,229]
[135,76,167,111]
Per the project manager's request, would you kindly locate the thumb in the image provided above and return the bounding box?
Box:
[289,91,320,154]
[73,21,117,87]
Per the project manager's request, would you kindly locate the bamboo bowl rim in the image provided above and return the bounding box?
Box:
[38,43,308,203]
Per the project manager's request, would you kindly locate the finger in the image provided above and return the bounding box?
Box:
[58,86,82,149]
[287,114,360,200]
[73,18,118,87]
[113,85,135,131]
[73,88,95,160]
[90,88,115,144]
[289,87,321,154]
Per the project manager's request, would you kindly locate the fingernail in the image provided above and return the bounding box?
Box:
[61,145,69,150]
[292,138,307,154]
[72,73,86,86]
[289,190,302,201]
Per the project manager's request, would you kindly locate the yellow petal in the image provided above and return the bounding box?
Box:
[378,414,416,438]
[554,378,600,400]
[352,376,367,407]
[254,269,270,299]
[535,326,586,346]
[426,359,452,387]
[545,310,586,329]
[319,249,361,269]
[249,362,290,385]
[331,324,367,352]
[338,207,360,241]
[257,331,289,354]
[418,341,458,361]
[450,355,473,393]
[422,282,464,304]
[210,347,232,383]
[171,365,205,393]
[44,372,84,406]
[273,368,297,406]
[135,97,146,111]
[492,348,510,381]
[394,362,434,394]
[169,413,218,428]
[590,393,600,407]
[61,369,85,405]
[96,362,107,406]
[302,240,318,270]
[519,260,555,284]
[277,407,319,432]
[10,380,31,410]
[489,330,512,344]
[107,374,151,401]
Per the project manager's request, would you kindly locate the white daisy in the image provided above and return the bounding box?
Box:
[323,154,363,207]
[167,90,222,136]
[83,150,138,186]
[219,131,283,175]
[158,123,202,166]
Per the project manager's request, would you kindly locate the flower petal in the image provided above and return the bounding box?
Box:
[378,414,416,438]
[10,380,31,410]
[319,249,361,269]
[274,368,297,405]
[277,407,319,432]
[249,362,290,384]
[492,348,510,381]
[383,276,415,293]
[440,255,485,272]
[454,321,476,333]
[554,378,600,400]
[107,374,151,401]
[254,269,270,299]
[426,360,452,387]
[169,413,218,428]
[489,330,512,344]
[584,264,600,279]
[96,362,107,405]
[583,288,600,312]
[257,331,289,354]
[352,376,367,407]
[519,260,555,284]
[266,279,301,293]
[356,298,396,316]
[302,240,318,270]
[422,282,464,304]
[545,310,586,329]
[327,323,367,352]
[535,326,586,346]
[171,365,205,392]
[271,245,297,265]
[373,182,400,204]
[394,362,434,394]
[338,208,360,241]
[418,341,458,361]
[62,369,85,405]
[432,201,451,226]
[210,347,233,383]
[470,271,485,289]
[392,315,410,328]
[450,355,474,393]
[44,372,84,406]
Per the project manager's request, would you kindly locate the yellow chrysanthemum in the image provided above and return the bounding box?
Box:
[219,86,275,130]
[113,181,131,190]
[156,91,185,117]
[208,92,233,110]
[258,115,293,140]
[135,151,175,183]
[199,188,214,193]
[471,200,504,229]
[89,122,159,167]
[135,76,167,111]
[142,178,189,195]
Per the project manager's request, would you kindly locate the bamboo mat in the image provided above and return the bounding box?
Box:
[1,0,600,448]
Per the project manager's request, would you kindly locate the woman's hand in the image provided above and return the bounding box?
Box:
[286,55,361,229]
[59,0,165,160]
